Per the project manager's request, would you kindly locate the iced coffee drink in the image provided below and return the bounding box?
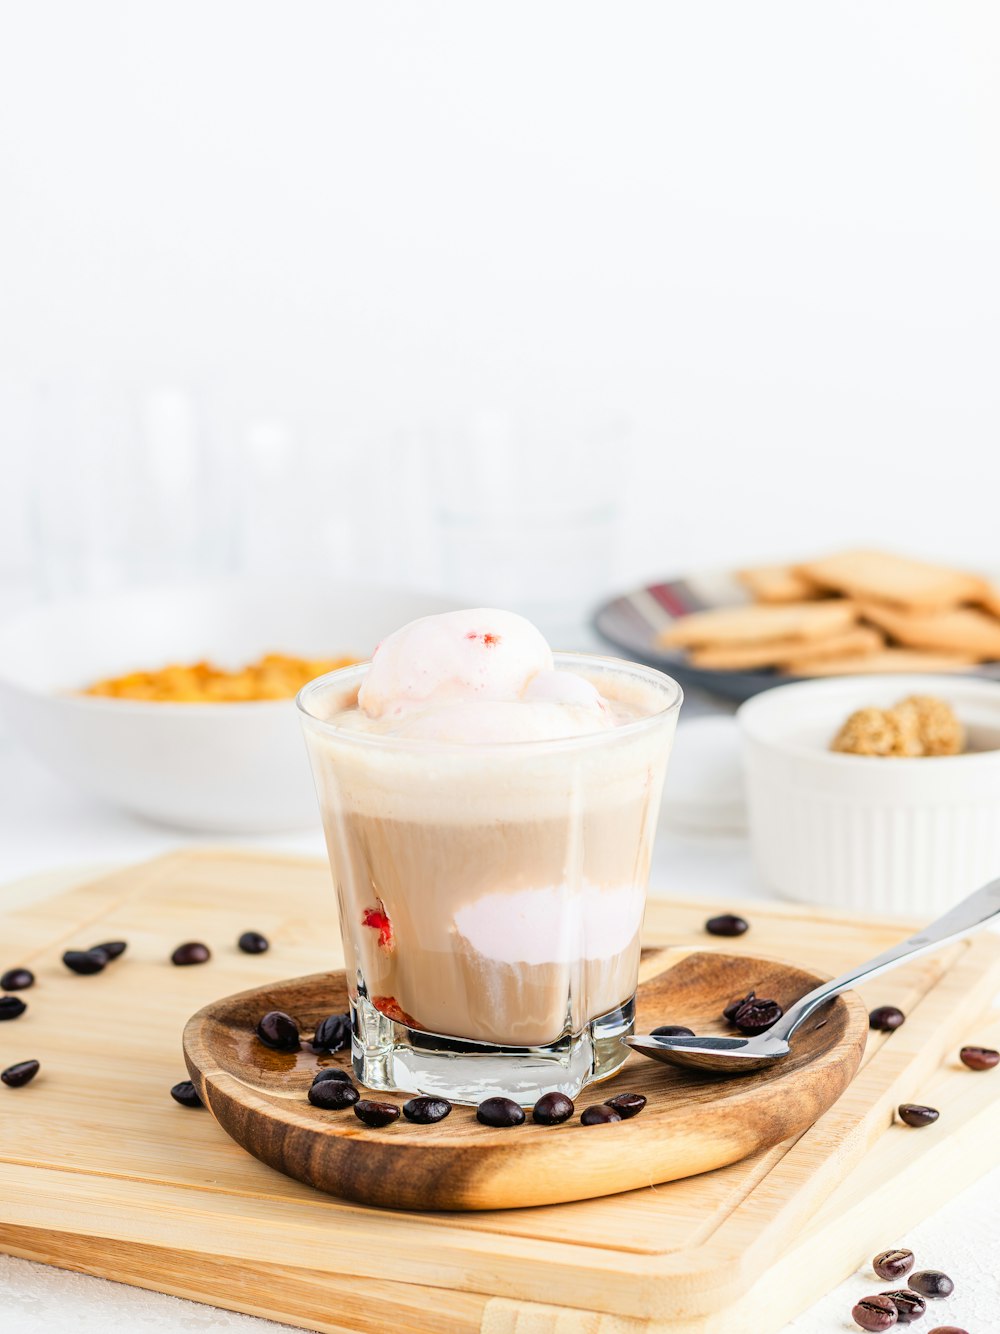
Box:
[298,610,680,1104]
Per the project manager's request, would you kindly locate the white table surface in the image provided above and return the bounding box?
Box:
[1,731,997,1334]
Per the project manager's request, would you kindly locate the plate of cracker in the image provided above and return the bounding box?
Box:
[593,549,1000,701]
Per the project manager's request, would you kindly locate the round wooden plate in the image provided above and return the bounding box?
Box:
[183,949,868,1211]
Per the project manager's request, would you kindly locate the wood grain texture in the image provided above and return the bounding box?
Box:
[1,850,999,1331]
[183,952,867,1210]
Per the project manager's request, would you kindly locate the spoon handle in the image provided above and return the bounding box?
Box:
[773,875,1000,1042]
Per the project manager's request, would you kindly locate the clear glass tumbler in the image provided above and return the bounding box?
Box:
[298,654,681,1105]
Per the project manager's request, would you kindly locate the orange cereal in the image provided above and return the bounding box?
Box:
[82,653,356,703]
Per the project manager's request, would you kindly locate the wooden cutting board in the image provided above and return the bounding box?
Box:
[1,849,999,1334]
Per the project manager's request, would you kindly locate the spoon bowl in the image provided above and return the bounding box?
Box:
[627,876,1000,1075]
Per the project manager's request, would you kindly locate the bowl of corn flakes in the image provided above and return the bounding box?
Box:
[738,673,1000,916]
[0,580,461,831]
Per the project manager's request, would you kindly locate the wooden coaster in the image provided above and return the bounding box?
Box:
[182,949,867,1211]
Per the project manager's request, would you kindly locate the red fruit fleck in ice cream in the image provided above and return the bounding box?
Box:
[372,996,419,1027]
[465,631,501,646]
[362,905,393,950]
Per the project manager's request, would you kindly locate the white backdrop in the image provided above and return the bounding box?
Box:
[1,1,999,608]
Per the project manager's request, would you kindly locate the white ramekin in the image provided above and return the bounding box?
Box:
[737,674,1000,916]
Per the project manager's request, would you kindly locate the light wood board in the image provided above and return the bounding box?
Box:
[1,849,999,1332]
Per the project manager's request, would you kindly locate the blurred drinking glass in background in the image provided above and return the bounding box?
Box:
[29,378,234,599]
[429,409,627,644]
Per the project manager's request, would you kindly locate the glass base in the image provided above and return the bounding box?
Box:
[351,994,635,1106]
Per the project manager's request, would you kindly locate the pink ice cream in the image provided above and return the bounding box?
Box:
[354,609,613,742]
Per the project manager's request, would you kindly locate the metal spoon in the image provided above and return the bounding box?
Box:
[627,876,1000,1074]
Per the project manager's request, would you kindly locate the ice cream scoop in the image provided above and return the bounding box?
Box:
[358,609,553,719]
[355,609,615,742]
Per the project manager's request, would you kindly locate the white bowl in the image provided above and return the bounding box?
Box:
[738,674,1000,916]
[0,580,461,833]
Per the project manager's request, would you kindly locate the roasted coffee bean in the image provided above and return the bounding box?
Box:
[898,1103,939,1128]
[477,1096,525,1128]
[238,931,270,955]
[605,1092,646,1119]
[959,1044,999,1071]
[62,949,107,975]
[873,1249,914,1281]
[171,941,211,966]
[531,1092,574,1125]
[311,1068,353,1086]
[403,1096,453,1124]
[581,1105,622,1125]
[308,1080,360,1110]
[927,1327,969,1333]
[170,1080,203,1108]
[705,913,749,937]
[852,1295,899,1330]
[723,990,755,1023]
[733,997,783,1035]
[1,1059,40,1088]
[312,1011,352,1052]
[354,1098,400,1128]
[882,1290,926,1324]
[908,1271,953,1300]
[92,940,127,961]
[0,995,28,1020]
[651,1025,695,1038]
[870,1006,906,1032]
[0,968,34,991]
[255,1010,301,1051]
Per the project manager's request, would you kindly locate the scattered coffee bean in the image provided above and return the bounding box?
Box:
[581,1105,622,1125]
[92,940,127,961]
[651,1025,695,1038]
[403,1096,452,1124]
[312,1011,352,1052]
[705,913,749,937]
[477,1096,525,1127]
[882,1290,926,1324]
[308,1080,360,1110]
[908,1271,953,1300]
[959,1044,999,1071]
[311,1068,353,1086]
[733,997,783,1035]
[723,990,755,1023]
[0,968,34,991]
[171,942,211,966]
[238,931,269,955]
[354,1098,400,1128]
[0,996,28,1020]
[870,1006,906,1032]
[62,948,107,975]
[873,1249,915,1281]
[170,1080,203,1108]
[1,1059,40,1088]
[255,1010,301,1051]
[852,1295,899,1331]
[927,1328,969,1333]
[532,1091,575,1125]
[898,1103,939,1128]
[605,1092,646,1119]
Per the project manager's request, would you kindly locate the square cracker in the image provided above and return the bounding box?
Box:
[690,626,882,673]
[860,603,1000,660]
[737,564,820,604]
[782,648,977,677]
[659,600,856,649]
[799,549,984,611]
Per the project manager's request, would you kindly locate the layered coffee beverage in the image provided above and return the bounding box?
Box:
[299,609,680,1103]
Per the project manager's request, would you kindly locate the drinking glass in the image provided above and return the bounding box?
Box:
[298,654,680,1105]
